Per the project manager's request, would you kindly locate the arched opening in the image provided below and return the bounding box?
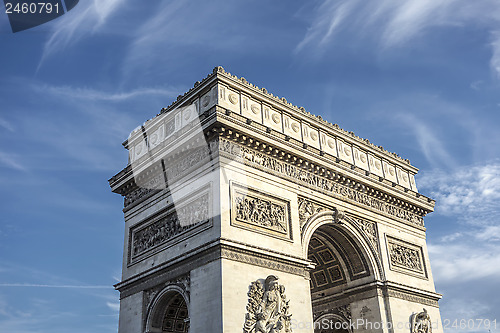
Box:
[314,314,351,333]
[308,224,372,300]
[160,293,188,332]
[304,214,379,332]
[146,286,189,333]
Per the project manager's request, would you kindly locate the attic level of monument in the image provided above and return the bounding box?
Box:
[158,66,416,169]
[112,67,435,223]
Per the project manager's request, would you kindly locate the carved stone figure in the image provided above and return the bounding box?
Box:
[243,275,292,333]
[235,194,287,233]
[334,208,345,223]
[411,308,432,333]
[297,198,328,229]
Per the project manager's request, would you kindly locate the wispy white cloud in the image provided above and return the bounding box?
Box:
[394,112,456,169]
[295,0,356,53]
[123,1,263,77]
[0,152,27,171]
[419,162,500,220]
[296,0,500,76]
[0,283,111,289]
[422,162,500,287]
[491,31,500,78]
[381,0,457,47]
[9,81,156,172]
[0,118,15,132]
[39,0,126,66]
[105,301,120,313]
[32,84,179,102]
[428,242,500,282]
[469,80,484,91]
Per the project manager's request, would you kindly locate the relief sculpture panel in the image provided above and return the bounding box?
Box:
[231,183,292,240]
[386,236,427,278]
[129,187,212,264]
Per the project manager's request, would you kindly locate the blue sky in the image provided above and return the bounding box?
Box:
[1,1,500,332]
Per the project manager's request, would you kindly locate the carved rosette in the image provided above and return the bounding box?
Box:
[411,308,432,333]
[243,275,293,333]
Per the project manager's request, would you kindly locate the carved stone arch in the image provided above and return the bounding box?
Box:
[302,209,383,282]
[340,214,385,281]
[145,284,190,333]
[314,313,353,333]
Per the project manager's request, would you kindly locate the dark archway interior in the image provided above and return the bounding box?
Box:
[159,292,189,333]
[308,224,372,332]
[308,224,370,299]
[315,317,350,333]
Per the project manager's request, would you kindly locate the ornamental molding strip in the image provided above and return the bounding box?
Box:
[219,137,426,227]
[386,236,427,279]
[243,275,293,333]
[387,289,439,308]
[220,245,308,277]
[231,182,292,240]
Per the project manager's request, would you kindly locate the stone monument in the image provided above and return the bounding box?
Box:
[109,67,443,332]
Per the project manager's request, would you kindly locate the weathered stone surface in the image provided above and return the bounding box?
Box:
[110,67,442,333]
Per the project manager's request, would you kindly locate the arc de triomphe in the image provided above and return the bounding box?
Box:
[109,67,442,333]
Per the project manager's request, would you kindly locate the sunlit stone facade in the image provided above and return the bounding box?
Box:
[109,67,442,333]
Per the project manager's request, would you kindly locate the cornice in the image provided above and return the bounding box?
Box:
[214,121,434,216]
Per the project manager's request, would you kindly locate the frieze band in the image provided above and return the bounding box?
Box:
[124,136,426,228]
[219,137,424,227]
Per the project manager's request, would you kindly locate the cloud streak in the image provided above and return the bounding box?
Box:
[0,118,15,132]
[296,0,500,76]
[419,162,500,220]
[0,152,27,171]
[32,84,179,102]
[0,283,111,289]
[39,0,126,67]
